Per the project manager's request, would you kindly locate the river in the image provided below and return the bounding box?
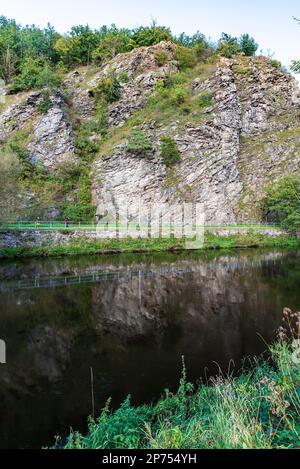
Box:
[0,248,299,448]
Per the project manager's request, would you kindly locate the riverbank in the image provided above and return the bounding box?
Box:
[59,340,300,449]
[0,231,298,259]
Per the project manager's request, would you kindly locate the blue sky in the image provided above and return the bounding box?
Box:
[1,0,299,72]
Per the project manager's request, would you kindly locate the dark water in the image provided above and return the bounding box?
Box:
[0,248,299,449]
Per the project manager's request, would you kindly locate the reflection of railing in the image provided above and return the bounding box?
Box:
[0,253,285,292]
[0,266,196,292]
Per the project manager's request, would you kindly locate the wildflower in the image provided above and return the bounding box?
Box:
[260,377,269,385]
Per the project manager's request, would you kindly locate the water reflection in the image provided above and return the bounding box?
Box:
[0,249,299,448]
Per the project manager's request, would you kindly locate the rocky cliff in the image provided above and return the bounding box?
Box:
[1,41,300,223]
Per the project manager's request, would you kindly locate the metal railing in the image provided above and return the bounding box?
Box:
[0,220,283,232]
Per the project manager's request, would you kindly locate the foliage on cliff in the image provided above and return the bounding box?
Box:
[0,15,259,90]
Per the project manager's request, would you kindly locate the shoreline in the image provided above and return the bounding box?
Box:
[0,232,298,260]
[58,340,299,450]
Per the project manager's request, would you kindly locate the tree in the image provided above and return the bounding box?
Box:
[0,46,16,84]
[177,31,214,59]
[262,176,300,230]
[92,26,132,63]
[217,33,258,58]
[10,57,60,92]
[130,22,173,47]
[217,33,241,58]
[0,149,23,222]
[291,17,300,73]
[239,34,258,56]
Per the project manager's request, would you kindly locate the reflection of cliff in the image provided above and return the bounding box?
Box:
[90,257,282,364]
[0,249,298,448]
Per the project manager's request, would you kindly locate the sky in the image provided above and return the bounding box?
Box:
[0,0,299,73]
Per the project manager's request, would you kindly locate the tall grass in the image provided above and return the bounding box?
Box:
[57,310,300,450]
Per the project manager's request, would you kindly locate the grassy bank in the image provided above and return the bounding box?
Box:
[58,339,300,450]
[0,231,299,259]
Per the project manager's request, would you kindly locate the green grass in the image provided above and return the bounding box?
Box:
[56,341,300,449]
[0,232,298,259]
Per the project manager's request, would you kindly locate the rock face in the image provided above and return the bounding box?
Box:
[0,91,77,170]
[92,55,300,224]
[28,93,77,168]
[0,43,300,221]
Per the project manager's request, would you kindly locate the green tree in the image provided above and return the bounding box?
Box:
[0,149,24,222]
[218,33,241,58]
[239,34,258,56]
[0,46,16,84]
[130,23,173,47]
[10,57,60,92]
[262,176,300,229]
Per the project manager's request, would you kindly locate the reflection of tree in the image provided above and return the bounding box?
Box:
[260,251,300,309]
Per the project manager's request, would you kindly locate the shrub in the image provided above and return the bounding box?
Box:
[0,149,24,222]
[198,91,213,109]
[155,50,168,67]
[118,71,130,83]
[169,85,188,105]
[93,74,122,103]
[270,60,281,69]
[126,130,153,155]
[75,125,99,161]
[37,90,52,114]
[130,24,173,47]
[262,176,300,230]
[63,204,97,223]
[5,131,32,176]
[159,136,181,167]
[239,34,258,57]
[174,46,196,70]
[91,102,109,136]
[218,33,241,58]
[10,58,61,93]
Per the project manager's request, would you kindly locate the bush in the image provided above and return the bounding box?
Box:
[60,338,300,449]
[218,33,241,58]
[130,24,173,47]
[0,149,24,222]
[118,71,130,83]
[270,60,281,69]
[75,125,99,161]
[93,74,122,104]
[159,136,181,167]
[155,50,168,67]
[126,130,153,155]
[37,90,52,114]
[262,176,300,230]
[218,33,258,58]
[63,204,97,223]
[5,131,32,176]
[198,91,213,109]
[10,58,61,93]
[174,46,196,70]
[239,34,258,57]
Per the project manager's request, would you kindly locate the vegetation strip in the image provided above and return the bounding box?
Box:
[58,330,300,449]
[0,233,298,259]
